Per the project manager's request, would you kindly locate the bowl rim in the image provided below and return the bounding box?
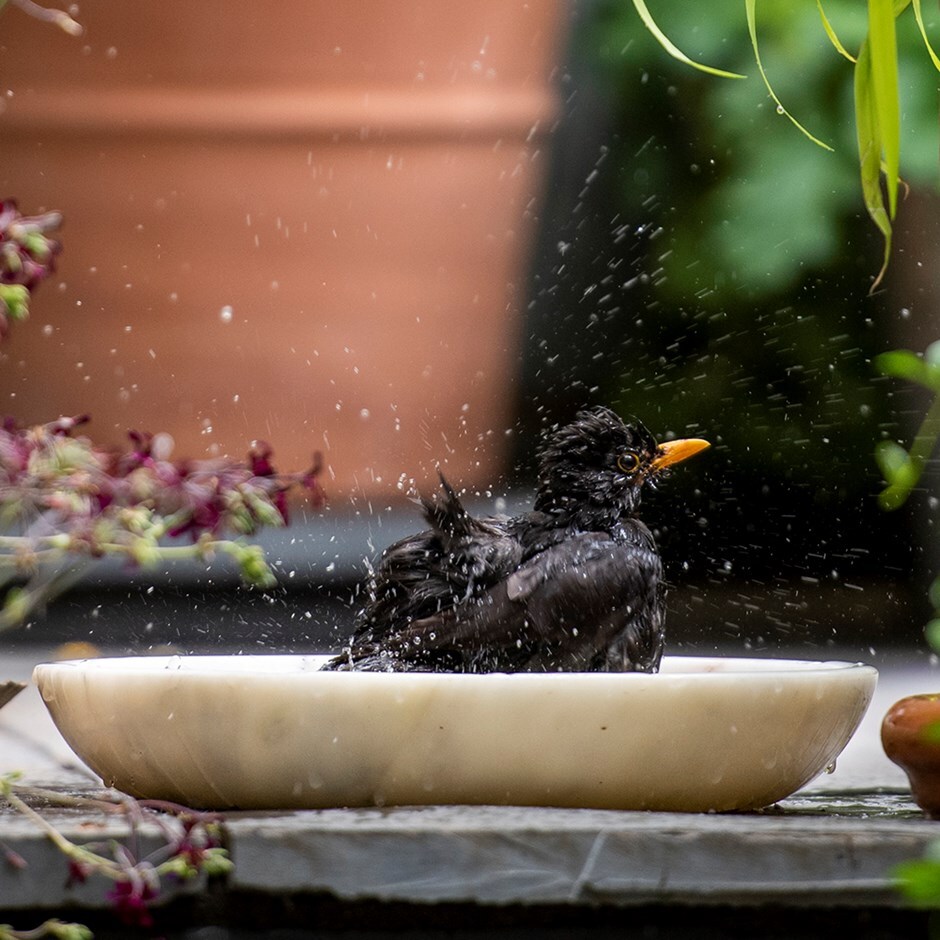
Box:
[33,653,879,681]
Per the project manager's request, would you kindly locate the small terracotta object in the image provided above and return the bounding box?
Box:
[882,694,940,817]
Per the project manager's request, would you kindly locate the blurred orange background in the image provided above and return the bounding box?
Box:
[0,1,567,500]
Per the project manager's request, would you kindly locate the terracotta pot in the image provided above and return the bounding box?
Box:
[882,693,940,817]
[0,2,566,498]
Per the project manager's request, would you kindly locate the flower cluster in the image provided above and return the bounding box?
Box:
[58,802,231,929]
[0,416,325,629]
[1,775,234,933]
[0,200,62,339]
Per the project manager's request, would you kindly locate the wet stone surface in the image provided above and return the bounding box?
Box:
[765,788,925,819]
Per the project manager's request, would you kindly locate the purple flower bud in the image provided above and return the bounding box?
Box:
[106,878,158,928]
[66,858,92,887]
[0,200,62,289]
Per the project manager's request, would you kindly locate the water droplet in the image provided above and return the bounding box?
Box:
[775,104,785,115]
[825,760,837,775]
[151,432,174,460]
[219,305,234,323]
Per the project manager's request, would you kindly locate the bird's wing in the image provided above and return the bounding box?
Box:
[345,514,520,648]
[385,530,664,672]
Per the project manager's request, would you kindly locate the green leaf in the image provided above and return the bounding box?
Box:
[926,617,940,653]
[855,38,892,291]
[895,857,940,906]
[876,438,921,509]
[745,0,833,151]
[912,0,940,71]
[816,0,857,63]
[874,439,912,483]
[879,483,913,511]
[875,349,932,385]
[867,0,901,219]
[631,0,746,80]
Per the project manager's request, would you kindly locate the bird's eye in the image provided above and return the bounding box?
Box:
[617,452,639,474]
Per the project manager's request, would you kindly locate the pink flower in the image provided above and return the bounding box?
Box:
[65,858,91,887]
[106,878,157,928]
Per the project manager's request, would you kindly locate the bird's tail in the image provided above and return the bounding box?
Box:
[420,470,476,539]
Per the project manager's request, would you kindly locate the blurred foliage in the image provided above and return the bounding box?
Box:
[587,0,940,295]
[876,343,940,644]
[0,416,325,631]
[875,342,940,512]
[895,840,940,906]
[520,0,940,589]
[630,0,940,290]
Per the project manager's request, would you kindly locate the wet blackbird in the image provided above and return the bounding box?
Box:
[324,406,708,674]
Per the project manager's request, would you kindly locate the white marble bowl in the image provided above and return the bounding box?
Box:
[33,655,876,812]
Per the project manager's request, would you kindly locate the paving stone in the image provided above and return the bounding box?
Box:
[221,795,938,907]
[2,648,940,916]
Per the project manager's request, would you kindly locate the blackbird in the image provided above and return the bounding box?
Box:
[324,406,708,674]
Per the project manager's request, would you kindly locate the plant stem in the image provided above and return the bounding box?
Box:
[0,561,92,634]
[0,787,123,880]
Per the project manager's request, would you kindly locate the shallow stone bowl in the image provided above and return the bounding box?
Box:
[33,655,876,812]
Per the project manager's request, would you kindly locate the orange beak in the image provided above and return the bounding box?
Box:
[650,438,710,472]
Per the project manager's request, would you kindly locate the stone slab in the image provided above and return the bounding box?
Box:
[2,648,940,914]
[221,793,936,908]
[0,789,936,913]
